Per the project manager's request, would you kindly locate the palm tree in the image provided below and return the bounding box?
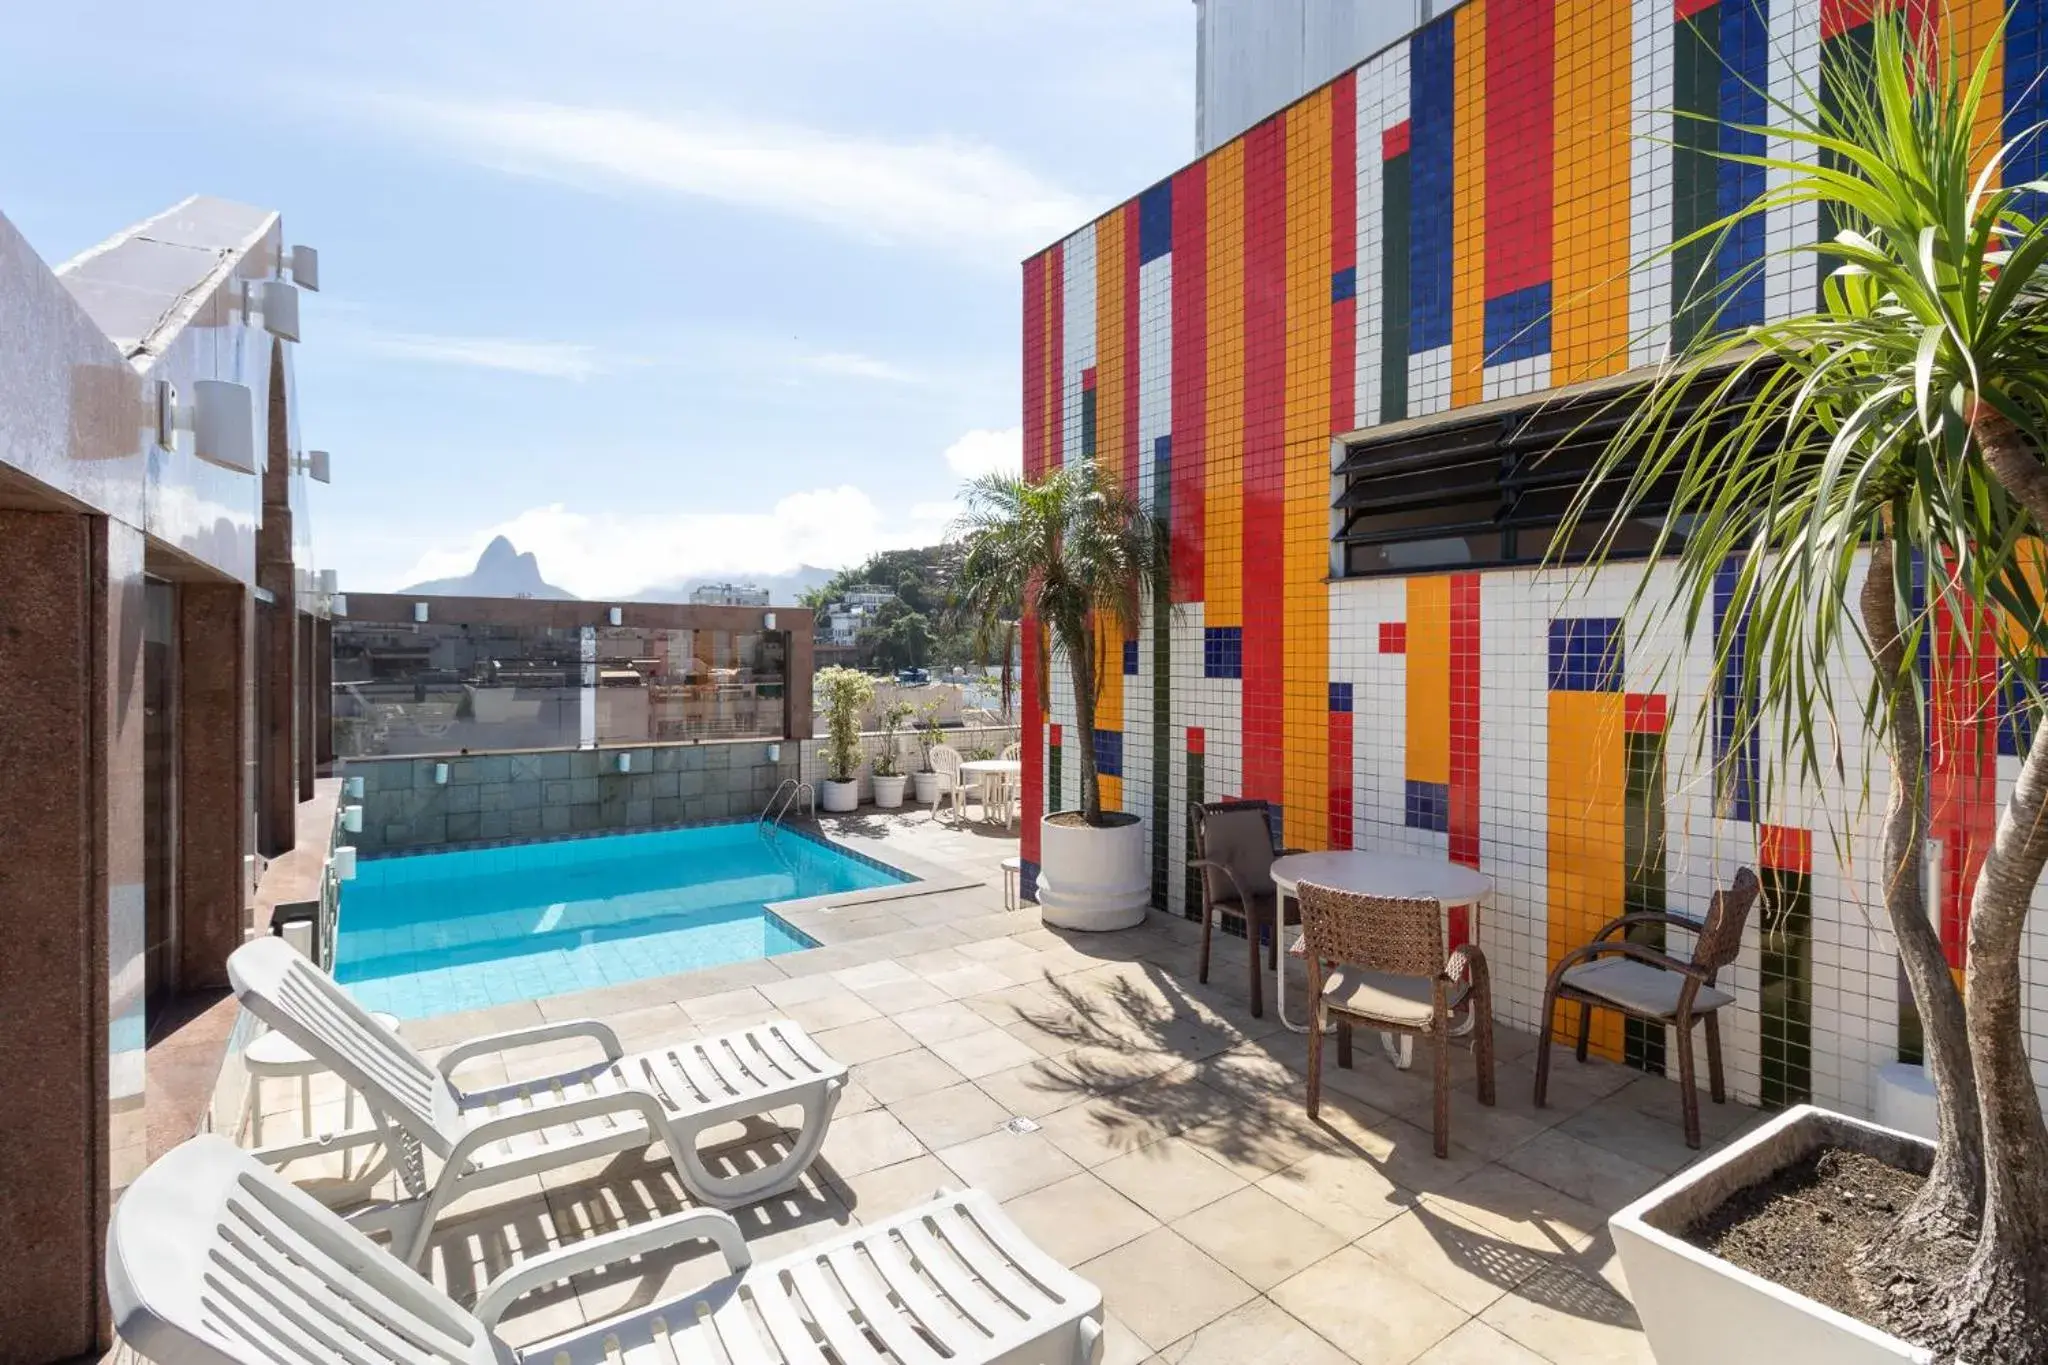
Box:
[1565,13,2048,1352]
[954,461,1163,826]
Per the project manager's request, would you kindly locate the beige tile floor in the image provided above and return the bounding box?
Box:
[249,810,1768,1364]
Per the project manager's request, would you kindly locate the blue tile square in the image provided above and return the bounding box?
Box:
[1094,729,1124,779]
[1331,266,1357,303]
[1203,626,1243,680]
[1124,640,1139,675]
[1547,618,1623,692]
[1329,682,1353,713]
[1404,779,1449,834]
[1138,181,1174,264]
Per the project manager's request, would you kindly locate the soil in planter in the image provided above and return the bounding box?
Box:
[1044,810,1141,828]
[1685,1147,1952,1345]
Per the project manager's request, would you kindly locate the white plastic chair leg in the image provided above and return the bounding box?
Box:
[670,1082,841,1206]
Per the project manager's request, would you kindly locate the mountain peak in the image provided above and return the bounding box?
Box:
[401,538,577,600]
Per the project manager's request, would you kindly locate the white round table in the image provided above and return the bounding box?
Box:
[958,759,1022,826]
[1269,851,1493,1043]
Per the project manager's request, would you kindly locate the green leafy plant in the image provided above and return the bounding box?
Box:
[814,666,875,784]
[1563,13,2048,1351]
[955,460,1164,826]
[915,699,946,772]
[872,700,914,778]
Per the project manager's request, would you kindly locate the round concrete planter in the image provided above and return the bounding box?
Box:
[1035,812,1148,931]
[1611,1104,1937,1365]
[912,771,941,805]
[872,774,908,809]
[819,779,859,813]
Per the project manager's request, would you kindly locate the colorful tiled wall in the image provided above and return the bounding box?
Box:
[1021,0,2048,1115]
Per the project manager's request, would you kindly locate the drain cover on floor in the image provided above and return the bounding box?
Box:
[1001,1116,1042,1135]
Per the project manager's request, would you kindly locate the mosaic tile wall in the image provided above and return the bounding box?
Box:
[1020,0,2048,1115]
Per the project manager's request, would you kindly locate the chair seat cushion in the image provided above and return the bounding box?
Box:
[1212,891,1282,925]
[1321,966,1467,1027]
[1562,957,1733,1018]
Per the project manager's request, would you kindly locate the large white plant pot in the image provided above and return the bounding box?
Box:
[1035,813,1149,931]
[1611,1104,1936,1365]
[913,771,941,805]
[819,779,859,813]
[872,775,908,809]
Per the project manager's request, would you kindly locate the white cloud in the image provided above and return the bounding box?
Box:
[359,331,604,380]
[360,95,1094,262]
[803,351,923,384]
[942,426,1022,479]
[393,486,953,599]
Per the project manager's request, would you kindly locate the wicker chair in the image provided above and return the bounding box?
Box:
[1189,800,1303,1017]
[1535,867,1761,1148]
[1297,882,1495,1158]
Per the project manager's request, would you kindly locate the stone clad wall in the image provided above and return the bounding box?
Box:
[350,741,798,853]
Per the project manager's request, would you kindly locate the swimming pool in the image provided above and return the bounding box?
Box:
[334,823,909,1018]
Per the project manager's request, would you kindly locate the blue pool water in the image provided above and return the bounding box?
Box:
[335,824,908,1018]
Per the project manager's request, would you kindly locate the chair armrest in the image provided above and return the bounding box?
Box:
[1187,858,1250,909]
[1592,911,1707,943]
[437,1019,624,1082]
[472,1206,751,1331]
[1444,942,1489,984]
[447,1089,673,1175]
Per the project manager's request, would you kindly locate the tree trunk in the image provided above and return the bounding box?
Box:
[1068,628,1101,825]
[1856,539,1984,1267]
[1936,404,2048,1356]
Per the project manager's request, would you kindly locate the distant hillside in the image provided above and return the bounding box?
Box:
[633,564,838,606]
[402,536,577,600]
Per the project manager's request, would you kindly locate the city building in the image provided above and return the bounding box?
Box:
[1019,0,2046,1122]
[817,583,898,647]
[1194,0,1434,153]
[0,196,332,1360]
[688,580,770,607]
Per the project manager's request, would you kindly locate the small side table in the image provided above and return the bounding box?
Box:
[245,1011,400,1149]
[1001,856,1023,911]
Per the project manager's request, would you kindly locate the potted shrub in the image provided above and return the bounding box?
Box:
[956,459,1164,931]
[912,700,946,805]
[1572,19,2048,1359]
[814,665,873,813]
[871,701,914,809]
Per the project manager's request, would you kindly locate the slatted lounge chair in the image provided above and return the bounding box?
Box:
[109,1135,1107,1365]
[227,937,846,1268]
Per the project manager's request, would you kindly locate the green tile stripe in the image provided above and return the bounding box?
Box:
[1671,8,1721,351]
[1760,866,1814,1108]
[1622,727,1669,1076]
[1081,389,1097,460]
[1047,740,1062,821]
[1151,463,1173,910]
[1817,23,1875,308]
[1184,747,1205,918]
[1380,150,1410,423]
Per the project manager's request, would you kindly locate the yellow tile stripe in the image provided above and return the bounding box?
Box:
[1551,0,1631,385]
[1451,0,1488,406]
[1546,690,1629,1060]
[1204,141,1246,625]
[1095,210,1127,762]
[1954,0,2004,182]
[1405,576,1451,786]
[1283,90,1334,851]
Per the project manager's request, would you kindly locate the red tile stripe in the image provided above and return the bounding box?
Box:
[1171,164,1208,603]
[1331,70,1359,436]
[1447,574,1482,908]
[1382,120,1412,160]
[1759,824,1813,876]
[1020,245,1060,872]
[1931,585,1997,969]
[1328,707,1354,849]
[1820,0,1936,41]
[1187,726,1205,756]
[1486,0,1556,300]
[1674,0,1717,19]
[1624,692,1668,735]
[1241,119,1289,807]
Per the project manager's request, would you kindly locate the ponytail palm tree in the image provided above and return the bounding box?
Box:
[1567,13,2048,1353]
[954,461,1163,826]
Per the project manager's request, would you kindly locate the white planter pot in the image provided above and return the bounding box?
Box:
[819,779,859,813]
[1611,1104,1936,1365]
[872,774,908,809]
[913,771,941,805]
[1035,812,1149,932]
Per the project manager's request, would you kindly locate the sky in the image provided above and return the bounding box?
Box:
[0,1,1192,596]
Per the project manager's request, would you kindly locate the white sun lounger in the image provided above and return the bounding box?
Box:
[111,1136,1107,1365]
[227,937,846,1267]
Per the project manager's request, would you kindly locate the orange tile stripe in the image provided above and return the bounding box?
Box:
[1550,0,1631,384]
[1547,689,1630,1059]
[1452,0,1489,406]
[1095,209,1128,764]
[1204,141,1246,626]
[1283,89,1334,850]
[1406,576,1451,785]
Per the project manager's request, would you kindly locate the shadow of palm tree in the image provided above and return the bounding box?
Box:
[1404,1201,1640,1327]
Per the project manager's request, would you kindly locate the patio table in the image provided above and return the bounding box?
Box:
[1269,851,1492,1054]
[957,758,1022,826]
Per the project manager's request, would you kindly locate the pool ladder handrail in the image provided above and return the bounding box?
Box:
[762,779,815,830]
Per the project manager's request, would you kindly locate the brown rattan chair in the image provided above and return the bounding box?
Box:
[1297,881,1495,1158]
[1189,800,1303,1017]
[1535,867,1761,1148]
